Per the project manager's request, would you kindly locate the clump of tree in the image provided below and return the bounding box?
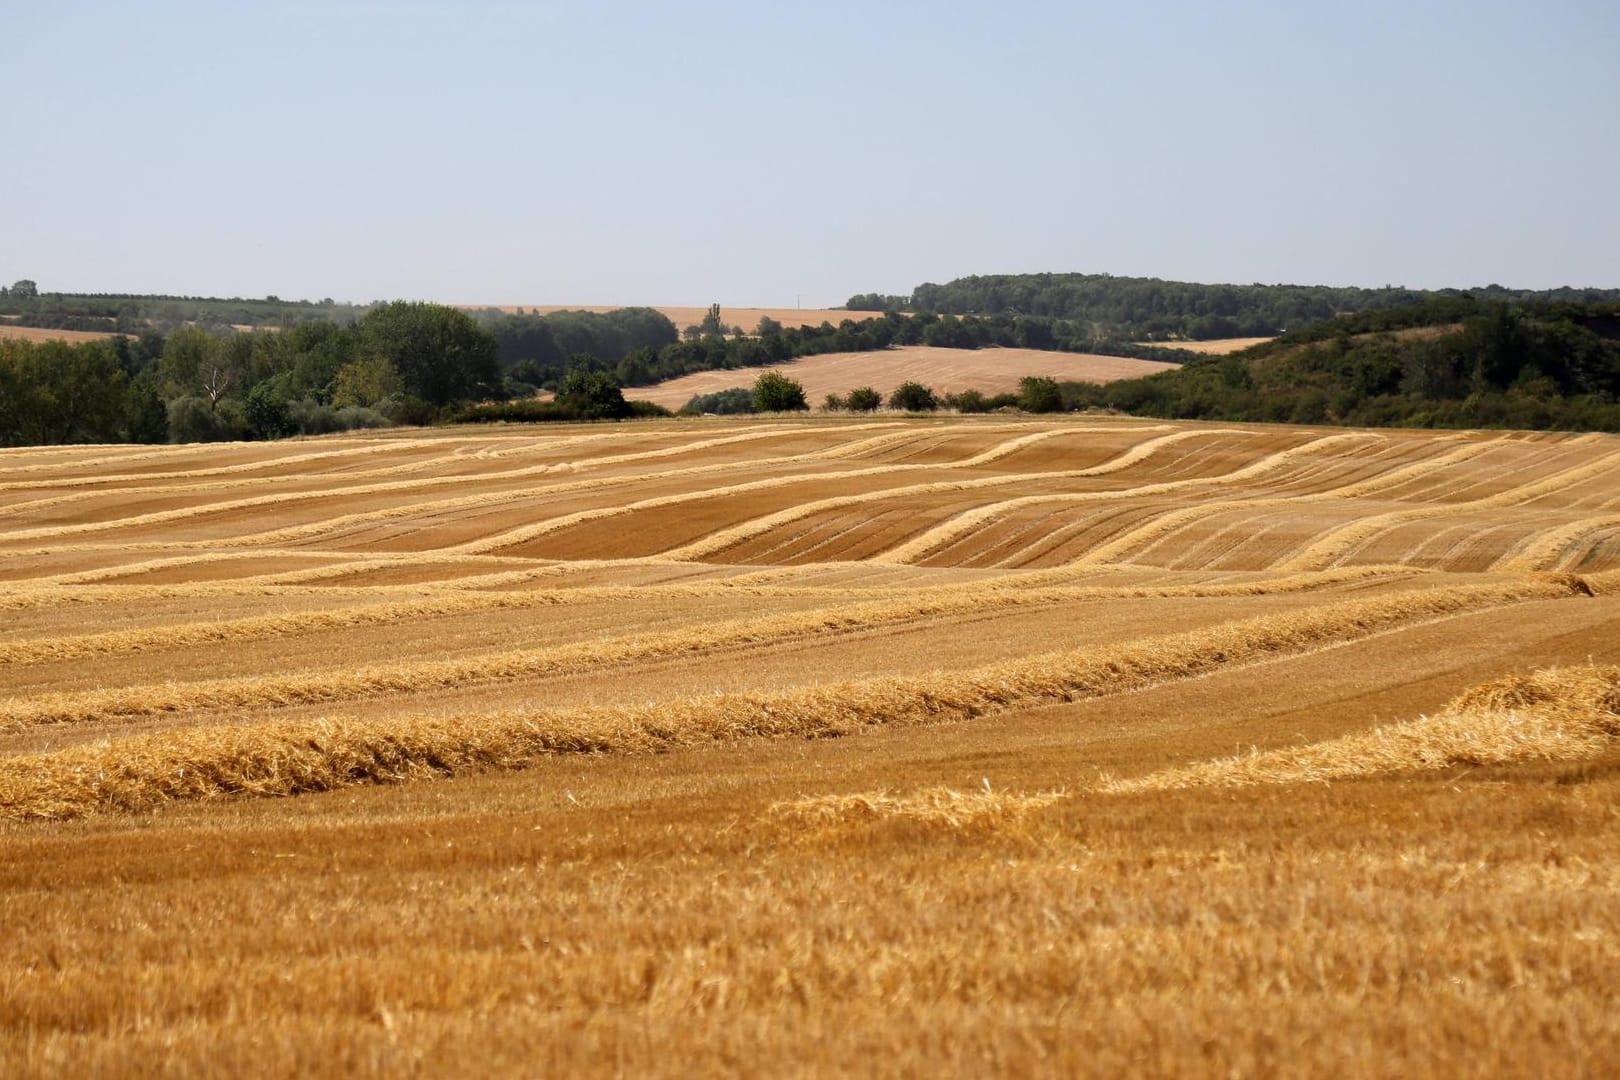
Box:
[846,386,882,412]
[0,300,510,447]
[888,382,939,412]
[555,368,631,420]
[753,371,808,412]
[1065,300,1620,432]
[852,272,1620,342]
[680,387,756,415]
[1017,376,1063,413]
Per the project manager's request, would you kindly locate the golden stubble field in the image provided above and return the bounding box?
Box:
[629,346,1179,409]
[4,415,1620,1077]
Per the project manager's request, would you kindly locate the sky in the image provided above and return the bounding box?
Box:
[4,1,1618,306]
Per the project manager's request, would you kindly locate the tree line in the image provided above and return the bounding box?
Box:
[848,273,1620,342]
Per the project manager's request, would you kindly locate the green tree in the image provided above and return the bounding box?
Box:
[888,381,938,411]
[756,315,783,336]
[698,303,725,337]
[358,302,501,406]
[556,368,630,419]
[846,386,882,412]
[1018,376,1063,413]
[753,370,808,412]
[949,388,989,413]
[680,387,755,415]
[245,379,295,439]
[331,355,402,408]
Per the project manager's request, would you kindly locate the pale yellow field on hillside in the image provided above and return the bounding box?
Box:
[1140,335,1273,354]
[472,304,883,331]
[631,345,1179,408]
[0,324,120,344]
[4,417,1620,1076]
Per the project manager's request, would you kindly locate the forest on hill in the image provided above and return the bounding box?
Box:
[1061,297,1620,432]
[847,273,1620,342]
[0,291,1192,446]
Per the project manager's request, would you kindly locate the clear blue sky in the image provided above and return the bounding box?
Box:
[5,1,1617,306]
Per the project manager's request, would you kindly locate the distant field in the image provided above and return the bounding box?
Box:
[1140,336,1273,354]
[4,417,1620,1075]
[630,345,1179,408]
[0,323,120,344]
[471,305,883,331]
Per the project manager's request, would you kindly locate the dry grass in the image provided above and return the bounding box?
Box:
[1105,665,1620,792]
[771,784,1066,832]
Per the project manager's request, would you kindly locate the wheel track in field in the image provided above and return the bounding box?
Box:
[659,428,1235,563]
[0,424,913,544]
[421,425,1144,558]
[0,425,939,588]
[0,563,1438,672]
[203,425,1103,584]
[1061,436,1510,571]
[1496,514,1620,573]
[868,432,1376,566]
[1282,443,1620,572]
[0,437,504,496]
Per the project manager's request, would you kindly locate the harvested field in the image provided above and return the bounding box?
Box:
[0,324,120,344]
[5,415,1620,1076]
[1133,335,1273,354]
[466,304,882,331]
[628,345,1180,409]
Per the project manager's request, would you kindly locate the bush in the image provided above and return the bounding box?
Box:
[846,386,882,412]
[888,381,939,411]
[1018,376,1063,413]
[167,396,245,443]
[680,387,755,415]
[556,368,630,420]
[625,399,673,419]
[449,399,583,424]
[245,381,294,439]
[823,393,846,411]
[947,389,989,413]
[753,370,808,412]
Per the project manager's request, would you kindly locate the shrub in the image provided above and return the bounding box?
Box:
[846,386,882,412]
[556,369,630,420]
[1018,376,1063,413]
[888,381,939,411]
[625,399,673,419]
[167,396,235,443]
[754,371,808,412]
[680,387,755,415]
[947,389,989,413]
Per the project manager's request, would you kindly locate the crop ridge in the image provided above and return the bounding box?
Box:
[871,432,1374,565]
[0,424,900,545]
[0,575,1590,818]
[660,428,1229,562]
[1283,445,1620,571]
[0,564,1431,668]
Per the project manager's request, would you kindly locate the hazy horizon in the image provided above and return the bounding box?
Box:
[6,1,1617,307]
